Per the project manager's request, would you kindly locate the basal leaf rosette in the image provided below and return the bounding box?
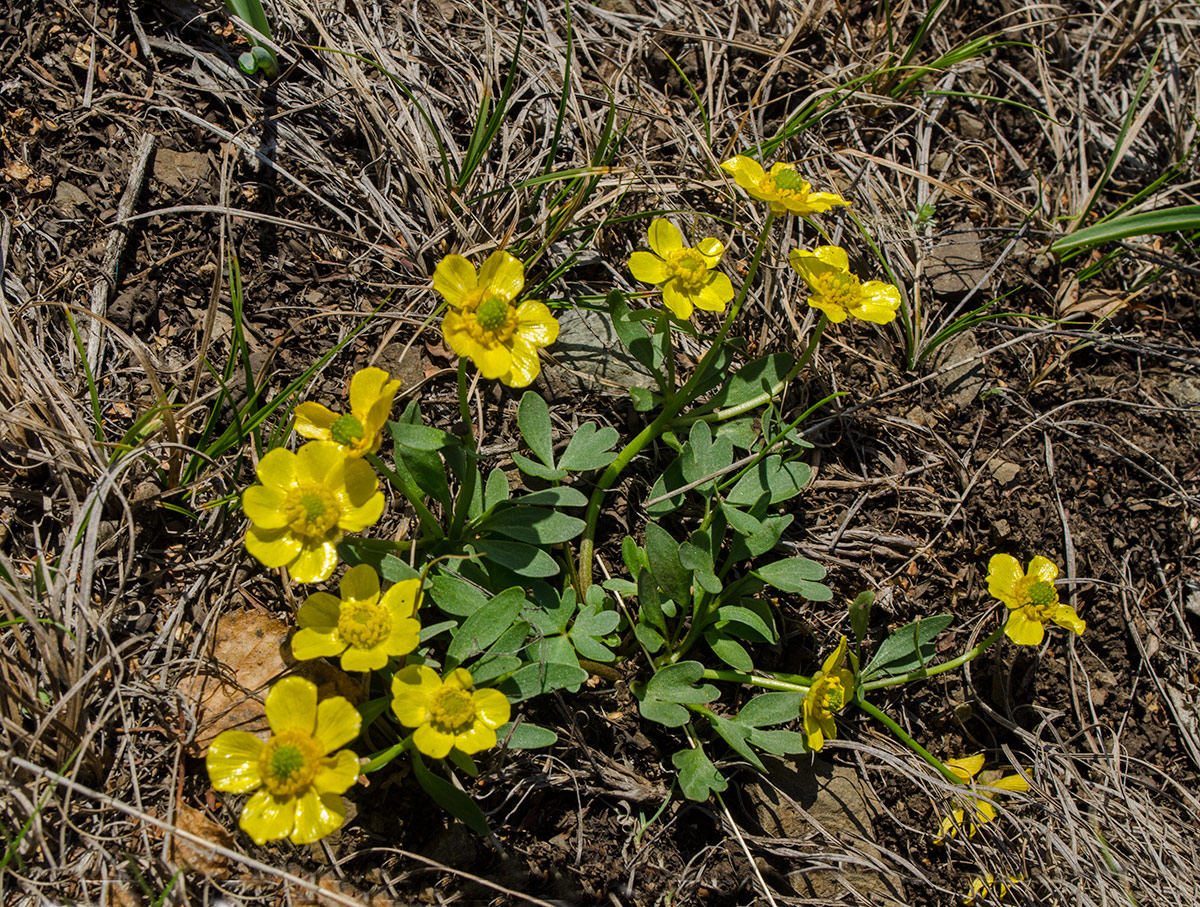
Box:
[390,666,511,759]
[205,676,362,845]
[292,564,421,672]
[987,553,1085,646]
[294,367,401,457]
[789,245,901,325]
[628,218,734,320]
[242,441,385,584]
[802,636,856,751]
[720,155,850,217]
[433,250,559,388]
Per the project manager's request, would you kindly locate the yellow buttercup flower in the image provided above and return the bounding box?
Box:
[789,246,901,325]
[205,676,361,845]
[720,155,850,216]
[292,564,421,672]
[963,874,1019,905]
[294,367,401,457]
[987,554,1085,647]
[242,441,385,584]
[935,754,1029,844]
[433,250,559,388]
[390,665,511,759]
[802,636,856,751]
[627,218,735,319]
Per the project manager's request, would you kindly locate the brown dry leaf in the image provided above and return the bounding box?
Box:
[3,161,33,182]
[1056,277,1132,320]
[71,38,92,68]
[169,800,234,875]
[179,608,358,751]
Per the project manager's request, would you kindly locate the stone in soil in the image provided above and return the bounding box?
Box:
[542,306,656,399]
[925,227,989,298]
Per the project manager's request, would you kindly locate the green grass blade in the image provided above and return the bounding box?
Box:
[62,307,104,443]
[1050,205,1200,257]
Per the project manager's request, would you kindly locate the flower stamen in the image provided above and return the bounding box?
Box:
[284,483,341,538]
[259,730,321,797]
[330,414,366,447]
[428,686,476,735]
[336,599,391,650]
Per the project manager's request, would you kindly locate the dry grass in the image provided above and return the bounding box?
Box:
[3,0,1200,903]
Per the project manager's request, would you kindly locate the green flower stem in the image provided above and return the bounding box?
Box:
[577,212,777,590]
[366,453,444,540]
[861,625,1006,692]
[856,697,963,785]
[702,669,810,694]
[448,359,476,541]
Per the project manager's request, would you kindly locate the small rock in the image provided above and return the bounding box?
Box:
[741,757,907,902]
[154,147,209,192]
[54,181,90,213]
[990,460,1021,485]
[1163,375,1200,407]
[905,404,937,428]
[932,330,986,408]
[925,227,989,297]
[541,307,656,400]
[956,112,987,139]
[993,518,1011,538]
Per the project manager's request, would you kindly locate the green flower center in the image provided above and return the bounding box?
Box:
[285,483,341,538]
[475,296,510,331]
[1028,581,1056,607]
[428,686,476,735]
[816,676,846,717]
[1014,575,1059,620]
[330,413,366,447]
[666,249,709,293]
[337,598,391,650]
[771,168,805,193]
[259,731,321,797]
[811,269,862,313]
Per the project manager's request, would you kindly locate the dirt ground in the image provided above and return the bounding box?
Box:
[3,0,1200,904]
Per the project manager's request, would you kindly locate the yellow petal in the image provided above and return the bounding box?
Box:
[442,310,475,356]
[695,272,733,312]
[256,447,297,490]
[990,773,1030,794]
[338,496,384,537]
[813,245,850,271]
[297,592,342,631]
[695,237,724,267]
[266,676,318,736]
[513,300,560,347]
[647,219,684,258]
[454,722,497,754]
[720,155,766,190]
[239,790,296,845]
[808,297,849,323]
[349,367,398,416]
[390,665,440,726]
[314,696,362,753]
[291,628,344,661]
[314,749,361,796]
[287,540,340,584]
[987,554,1024,608]
[472,341,512,380]
[935,808,966,844]
[1027,555,1059,584]
[661,282,694,320]
[804,191,850,212]
[295,441,345,485]
[477,250,525,302]
[339,564,380,604]
[854,281,901,325]
[501,337,541,388]
[340,645,389,672]
[945,753,985,782]
[821,636,849,675]
[290,788,345,844]
[206,731,265,793]
[381,578,421,620]
[802,704,825,751]
[444,667,474,690]
[414,722,456,758]
[293,401,337,441]
[242,485,289,529]
[471,688,511,729]
[629,251,669,284]
[383,617,421,659]
[339,456,382,511]
[1052,604,1085,636]
[433,254,476,307]
[1004,610,1045,647]
[245,525,301,569]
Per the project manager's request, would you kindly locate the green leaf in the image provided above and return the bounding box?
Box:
[849,590,874,645]
[636,567,667,634]
[862,615,954,679]
[484,467,510,510]
[558,423,620,471]
[526,633,579,667]
[501,661,588,701]
[637,661,718,727]
[524,587,577,637]
[646,458,687,518]
[736,692,803,728]
[511,452,568,481]
[705,632,753,671]
[706,713,765,770]
[720,503,763,539]
[514,487,588,508]
[427,570,489,618]
[410,750,490,835]
[644,522,691,604]
[679,540,721,595]
[337,539,418,583]
[714,605,776,643]
[622,535,647,578]
[478,507,585,545]
[419,619,456,643]
[716,418,759,450]
[672,746,728,801]
[390,421,455,452]
[728,513,793,560]
[446,587,526,664]
[753,557,832,601]
[610,292,661,375]
[569,603,620,662]
[468,619,531,683]
[633,622,665,654]
[467,653,521,685]
[517,392,555,467]
[747,728,807,756]
[703,353,795,412]
[1051,204,1200,256]
[725,456,811,506]
[496,721,558,749]
[629,385,661,412]
[473,539,560,577]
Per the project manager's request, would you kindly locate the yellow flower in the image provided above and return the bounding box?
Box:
[963,874,1019,905]
[802,636,856,751]
[935,754,1029,844]
[242,441,385,584]
[205,676,361,845]
[720,155,850,216]
[294,367,401,458]
[788,246,901,325]
[433,250,559,388]
[291,564,421,672]
[627,218,735,319]
[390,665,511,759]
[987,554,1086,647]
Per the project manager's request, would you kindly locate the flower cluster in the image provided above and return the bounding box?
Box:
[934,754,1030,844]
